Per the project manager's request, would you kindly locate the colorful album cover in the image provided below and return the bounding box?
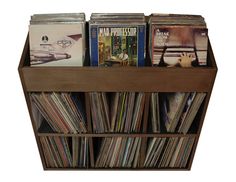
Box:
[29,24,84,66]
[152,26,208,66]
[90,25,145,66]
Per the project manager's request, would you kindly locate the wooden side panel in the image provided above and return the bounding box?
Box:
[85,93,95,167]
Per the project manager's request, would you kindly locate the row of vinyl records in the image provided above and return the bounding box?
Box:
[39,136,195,168]
[30,92,206,134]
[29,13,208,67]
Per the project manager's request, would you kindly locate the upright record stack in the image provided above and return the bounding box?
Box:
[89,13,146,67]
[29,13,86,66]
[149,14,208,67]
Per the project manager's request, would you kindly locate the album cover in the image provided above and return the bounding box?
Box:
[90,25,145,66]
[30,24,84,66]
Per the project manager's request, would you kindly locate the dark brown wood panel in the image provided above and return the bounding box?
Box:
[21,66,216,92]
[37,133,198,138]
[85,93,95,167]
[44,167,190,171]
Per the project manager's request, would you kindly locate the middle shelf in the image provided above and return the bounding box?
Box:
[29,91,207,135]
[37,133,198,137]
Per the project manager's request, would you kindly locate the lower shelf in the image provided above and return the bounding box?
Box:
[38,135,197,170]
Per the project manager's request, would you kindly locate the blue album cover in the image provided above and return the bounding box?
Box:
[90,24,146,67]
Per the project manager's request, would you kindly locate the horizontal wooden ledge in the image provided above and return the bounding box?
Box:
[37,133,198,137]
[21,66,216,92]
[44,167,190,171]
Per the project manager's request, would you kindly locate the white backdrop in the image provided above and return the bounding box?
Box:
[0,0,235,181]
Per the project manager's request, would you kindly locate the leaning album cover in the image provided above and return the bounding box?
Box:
[29,24,84,66]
